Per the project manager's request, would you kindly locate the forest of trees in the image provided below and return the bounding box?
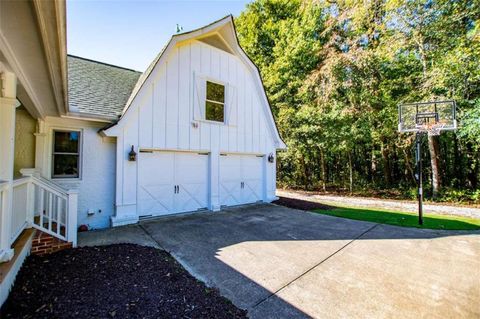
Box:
[235,0,480,203]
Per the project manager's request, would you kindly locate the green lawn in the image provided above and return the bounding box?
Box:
[313,207,480,230]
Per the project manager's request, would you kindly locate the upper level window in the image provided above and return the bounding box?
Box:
[206,81,225,122]
[52,131,81,178]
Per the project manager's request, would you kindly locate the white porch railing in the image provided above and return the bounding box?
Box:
[0,181,9,236]
[11,178,29,244]
[0,180,14,263]
[0,181,8,208]
[9,170,78,247]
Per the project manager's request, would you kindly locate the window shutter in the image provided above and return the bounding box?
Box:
[193,73,206,120]
[226,84,237,126]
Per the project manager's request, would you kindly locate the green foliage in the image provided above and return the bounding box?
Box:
[236,0,480,198]
[314,207,480,230]
[236,0,325,115]
[437,188,480,204]
[397,187,480,204]
[459,100,480,147]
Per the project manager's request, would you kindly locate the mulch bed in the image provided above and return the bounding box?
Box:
[273,196,333,211]
[0,244,247,319]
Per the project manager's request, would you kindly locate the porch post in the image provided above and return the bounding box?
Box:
[0,70,18,262]
[66,189,78,247]
[20,169,38,227]
[34,119,47,176]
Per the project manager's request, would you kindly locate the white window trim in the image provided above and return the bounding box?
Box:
[204,78,227,124]
[50,128,83,180]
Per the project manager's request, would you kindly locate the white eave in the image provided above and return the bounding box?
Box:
[0,0,68,119]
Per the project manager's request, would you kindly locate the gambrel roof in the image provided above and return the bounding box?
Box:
[67,55,141,120]
[103,15,286,149]
[121,16,230,117]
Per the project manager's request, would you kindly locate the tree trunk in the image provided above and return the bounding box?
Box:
[381,142,392,187]
[402,148,416,185]
[453,135,463,186]
[320,148,327,192]
[332,155,336,185]
[348,151,353,193]
[371,148,377,183]
[466,143,479,189]
[428,135,442,199]
[300,155,308,190]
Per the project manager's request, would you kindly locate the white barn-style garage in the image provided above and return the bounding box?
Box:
[101,16,286,226]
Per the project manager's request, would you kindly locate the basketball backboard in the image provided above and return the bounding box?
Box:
[398,100,457,135]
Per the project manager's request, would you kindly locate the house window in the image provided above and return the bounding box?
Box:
[52,130,81,178]
[205,81,225,122]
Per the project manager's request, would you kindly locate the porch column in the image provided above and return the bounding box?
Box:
[34,119,47,176]
[0,70,18,262]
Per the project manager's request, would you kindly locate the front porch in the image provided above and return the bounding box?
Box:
[0,117,79,305]
[0,0,71,305]
[0,67,77,265]
[0,71,81,308]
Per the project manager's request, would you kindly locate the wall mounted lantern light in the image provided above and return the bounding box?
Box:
[129,145,137,161]
[268,153,275,163]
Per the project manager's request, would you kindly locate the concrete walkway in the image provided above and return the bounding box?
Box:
[79,204,480,318]
[278,189,480,219]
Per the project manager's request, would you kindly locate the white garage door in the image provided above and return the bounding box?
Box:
[219,154,264,207]
[138,151,209,217]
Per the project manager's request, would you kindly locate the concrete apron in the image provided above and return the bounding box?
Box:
[79,204,480,319]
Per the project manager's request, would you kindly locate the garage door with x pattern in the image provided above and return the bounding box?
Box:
[219,154,264,207]
[138,151,209,217]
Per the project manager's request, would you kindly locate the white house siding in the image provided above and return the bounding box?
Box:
[110,40,278,224]
[37,117,116,229]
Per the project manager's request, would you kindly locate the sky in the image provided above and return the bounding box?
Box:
[67,0,251,71]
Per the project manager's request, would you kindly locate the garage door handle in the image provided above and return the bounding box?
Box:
[177,185,180,193]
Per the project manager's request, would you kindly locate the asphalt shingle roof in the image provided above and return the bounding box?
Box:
[68,55,141,119]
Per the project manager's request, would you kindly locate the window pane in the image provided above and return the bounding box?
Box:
[206,81,225,103]
[206,101,224,122]
[54,131,79,153]
[53,155,79,177]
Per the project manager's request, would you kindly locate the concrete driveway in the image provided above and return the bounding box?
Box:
[79,204,480,318]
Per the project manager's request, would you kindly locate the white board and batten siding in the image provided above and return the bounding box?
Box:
[136,42,273,153]
[105,25,283,226]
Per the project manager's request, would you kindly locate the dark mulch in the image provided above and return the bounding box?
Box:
[273,196,333,211]
[0,244,247,319]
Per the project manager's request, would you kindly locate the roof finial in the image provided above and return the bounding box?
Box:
[176,24,183,33]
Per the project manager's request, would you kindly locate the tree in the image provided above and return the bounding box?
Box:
[235,0,480,202]
[384,0,480,197]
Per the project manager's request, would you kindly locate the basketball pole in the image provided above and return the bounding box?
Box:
[415,132,423,225]
[399,100,457,226]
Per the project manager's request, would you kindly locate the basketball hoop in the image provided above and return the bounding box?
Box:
[415,122,447,136]
[398,100,457,225]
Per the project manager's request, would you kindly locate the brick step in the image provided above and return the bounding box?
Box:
[31,230,72,256]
